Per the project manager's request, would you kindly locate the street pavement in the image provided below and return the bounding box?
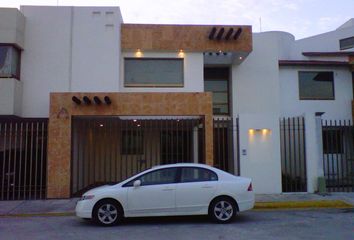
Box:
[1,193,353,216]
[0,208,353,240]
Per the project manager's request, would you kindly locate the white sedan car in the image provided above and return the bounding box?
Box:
[76,163,254,226]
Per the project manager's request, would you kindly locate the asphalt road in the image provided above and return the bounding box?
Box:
[0,209,353,240]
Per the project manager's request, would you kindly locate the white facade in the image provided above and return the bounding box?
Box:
[0,6,353,194]
[20,6,122,117]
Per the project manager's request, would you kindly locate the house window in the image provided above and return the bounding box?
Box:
[204,67,230,115]
[121,130,144,155]
[322,128,344,154]
[339,36,354,50]
[124,58,184,87]
[0,45,21,79]
[299,71,334,100]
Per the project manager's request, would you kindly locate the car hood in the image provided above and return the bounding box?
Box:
[83,185,115,195]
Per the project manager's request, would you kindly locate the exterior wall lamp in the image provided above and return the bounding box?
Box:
[249,128,271,135]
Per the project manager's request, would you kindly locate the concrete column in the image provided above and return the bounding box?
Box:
[304,113,324,193]
[238,113,282,193]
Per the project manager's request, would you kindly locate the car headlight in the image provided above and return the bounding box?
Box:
[80,195,95,201]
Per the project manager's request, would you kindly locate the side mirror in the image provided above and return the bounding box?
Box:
[133,180,141,188]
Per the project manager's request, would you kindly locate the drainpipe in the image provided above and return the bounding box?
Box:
[193,126,199,163]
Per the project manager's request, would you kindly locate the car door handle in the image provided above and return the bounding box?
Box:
[162,188,175,191]
[202,185,213,189]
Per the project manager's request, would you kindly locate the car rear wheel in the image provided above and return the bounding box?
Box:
[93,200,122,226]
[209,197,236,223]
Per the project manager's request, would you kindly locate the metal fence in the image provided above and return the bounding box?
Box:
[0,119,48,200]
[71,116,205,196]
[322,120,354,192]
[280,117,307,192]
[213,118,239,175]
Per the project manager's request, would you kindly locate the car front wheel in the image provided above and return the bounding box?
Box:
[93,200,122,226]
[209,197,237,223]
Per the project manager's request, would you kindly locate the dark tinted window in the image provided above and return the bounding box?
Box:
[204,67,230,115]
[339,36,354,50]
[124,58,183,87]
[181,167,218,183]
[125,168,178,187]
[0,46,21,79]
[299,71,334,100]
[121,130,144,155]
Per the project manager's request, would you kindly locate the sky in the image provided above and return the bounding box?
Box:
[1,0,353,39]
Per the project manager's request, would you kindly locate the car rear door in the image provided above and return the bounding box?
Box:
[175,167,218,214]
[125,167,178,216]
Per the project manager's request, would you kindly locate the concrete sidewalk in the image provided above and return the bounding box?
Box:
[0,193,353,217]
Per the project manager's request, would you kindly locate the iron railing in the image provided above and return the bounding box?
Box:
[280,117,307,192]
[0,119,48,200]
[322,120,354,192]
[213,118,239,175]
[71,116,205,196]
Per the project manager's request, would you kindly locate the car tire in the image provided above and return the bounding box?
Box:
[209,197,237,223]
[93,199,123,226]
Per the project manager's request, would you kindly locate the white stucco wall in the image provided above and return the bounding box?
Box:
[0,8,25,48]
[280,66,353,120]
[0,78,22,116]
[120,52,204,92]
[232,32,283,193]
[20,6,122,117]
[292,25,354,59]
[70,7,122,92]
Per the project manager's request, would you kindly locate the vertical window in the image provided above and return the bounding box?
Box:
[124,58,184,87]
[0,45,21,79]
[121,130,144,155]
[339,36,354,50]
[204,67,230,115]
[299,71,334,100]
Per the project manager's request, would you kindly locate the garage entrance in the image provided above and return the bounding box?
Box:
[71,116,205,196]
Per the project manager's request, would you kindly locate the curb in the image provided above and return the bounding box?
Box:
[254,200,353,210]
[0,200,352,218]
[0,212,75,218]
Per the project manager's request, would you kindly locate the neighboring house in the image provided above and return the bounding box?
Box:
[0,6,353,200]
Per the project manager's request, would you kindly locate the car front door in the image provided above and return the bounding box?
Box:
[176,167,218,214]
[125,167,178,216]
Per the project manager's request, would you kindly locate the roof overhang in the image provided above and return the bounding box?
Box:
[279,60,350,67]
[302,51,354,57]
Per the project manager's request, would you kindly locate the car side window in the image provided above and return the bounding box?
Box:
[181,167,218,183]
[124,168,178,187]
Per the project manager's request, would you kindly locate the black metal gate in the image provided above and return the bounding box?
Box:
[71,116,205,196]
[0,119,48,200]
[280,117,307,192]
[322,120,354,192]
[213,118,239,175]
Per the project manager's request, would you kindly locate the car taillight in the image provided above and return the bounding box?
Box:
[247,183,253,191]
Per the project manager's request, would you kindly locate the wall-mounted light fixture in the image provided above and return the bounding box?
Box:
[178,49,184,58]
[249,128,271,135]
[135,48,143,57]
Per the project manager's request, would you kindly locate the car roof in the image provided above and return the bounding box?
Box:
[151,163,214,169]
